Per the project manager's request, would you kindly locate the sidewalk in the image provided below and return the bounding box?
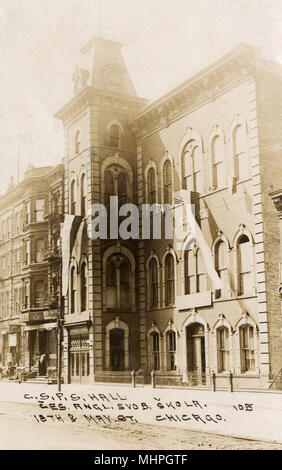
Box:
[0,379,281,443]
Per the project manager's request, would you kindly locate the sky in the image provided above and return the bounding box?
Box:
[0,0,281,194]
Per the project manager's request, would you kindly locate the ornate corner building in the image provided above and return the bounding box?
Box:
[0,37,282,390]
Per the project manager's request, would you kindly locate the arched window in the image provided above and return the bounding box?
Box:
[163,160,172,204]
[70,266,76,313]
[182,140,202,192]
[110,124,120,148]
[196,249,205,293]
[151,332,160,371]
[184,249,195,294]
[149,258,158,308]
[166,330,176,371]
[164,253,175,306]
[104,166,128,209]
[75,130,81,154]
[211,136,225,189]
[217,326,229,372]
[237,235,252,295]
[105,255,131,310]
[80,173,87,217]
[214,240,228,299]
[80,262,87,312]
[239,324,255,372]
[104,170,115,209]
[70,180,76,215]
[233,125,248,180]
[147,167,156,205]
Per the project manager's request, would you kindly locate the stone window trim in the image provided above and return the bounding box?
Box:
[79,255,88,313]
[79,166,87,218]
[232,224,256,297]
[161,247,178,308]
[207,125,226,191]
[234,312,259,375]
[180,241,209,295]
[147,322,162,372]
[144,160,159,205]
[69,258,78,314]
[163,320,179,372]
[211,313,234,374]
[145,253,161,310]
[180,310,210,383]
[105,317,129,370]
[211,231,232,299]
[101,154,133,205]
[102,244,136,312]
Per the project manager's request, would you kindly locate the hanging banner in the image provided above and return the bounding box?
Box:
[61,215,82,297]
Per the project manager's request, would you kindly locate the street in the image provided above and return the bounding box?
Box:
[0,382,281,450]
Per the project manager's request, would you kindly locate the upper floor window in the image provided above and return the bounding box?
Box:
[163,160,172,205]
[211,136,225,189]
[26,201,31,224]
[104,166,129,209]
[196,249,206,293]
[70,180,76,215]
[35,199,44,222]
[183,140,202,193]
[35,238,45,263]
[149,258,158,308]
[75,130,81,154]
[233,125,249,180]
[106,70,121,93]
[237,235,252,296]
[184,248,206,294]
[80,173,87,217]
[240,325,255,372]
[110,124,121,148]
[217,326,229,372]
[214,240,228,299]
[34,280,45,307]
[164,253,175,306]
[106,255,131,310]
[80,262,87,312]
[147,167,157,205]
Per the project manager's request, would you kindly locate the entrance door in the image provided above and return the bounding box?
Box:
[110,329,125,371]
[186,323,206,384]
[70,334,90,384]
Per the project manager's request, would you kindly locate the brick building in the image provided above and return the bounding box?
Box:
[55,37,282,390]
[0,164,64,380]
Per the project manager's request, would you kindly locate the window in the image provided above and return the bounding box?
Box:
[164,253,175,306]
[166,331,176,371]
[35,238,45,263]
[147,167,157,204]
[183,140,202,192]
[106,71,121,93]
[81,173,87,217]
[70,266,76,313]
[70,180,76,215]
[149,258,158,308]
[240,325,255,372]
[184,249,195,294]
[214,240,228,298]
[105,255,131,310]
[75,130,81,154]
[233,125,249,180]
[24,283,29,309]
[237,235,252,295]
[211,136,225,189]
[217,327,229,372]
[35,199,44,222]
[80,262,87,312]
[196,249,206,293]
[24,240,30,265]
[151,332,160,371]
[163,160,172,204]
[104,166,129,210]
[26,201,31,224]
[110,124,120,148]
[34,281,45,307]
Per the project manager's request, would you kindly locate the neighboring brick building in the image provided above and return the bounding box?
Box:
[0,164,64,380]
[55,37,281,390]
